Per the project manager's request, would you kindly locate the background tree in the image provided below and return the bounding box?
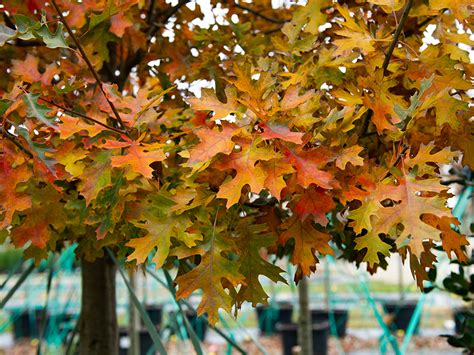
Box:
[0,0,472,353]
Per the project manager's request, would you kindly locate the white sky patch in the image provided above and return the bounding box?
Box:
[188,79,215,97]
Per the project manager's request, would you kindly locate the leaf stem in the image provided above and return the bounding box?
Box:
[234,3,288,24]
[50,0,130,135]
[381,0,414,77]
[18,87,126,135]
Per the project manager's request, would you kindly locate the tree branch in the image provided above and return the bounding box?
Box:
[383,144,409,180]
[360,0,413,136]
[234,3,288,24]
[381,0,414,77]
[147,0,191,39]
[50,0,130,136]
[19,87,126,135]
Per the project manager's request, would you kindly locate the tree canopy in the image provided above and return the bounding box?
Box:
[0,0,472,324]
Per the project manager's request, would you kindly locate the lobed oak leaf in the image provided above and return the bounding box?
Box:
[430,0,471,20]
[280,86,316,112]
[283,147,335,189]
[406,142,458,176]
[186,124,236,167]
[215,143,277,207]
[127,214,201,268]
[423,215,469,263]
[110,12,133,37]
[260,158,295,199]
[0,144,32,228]
[78,151,113,205]
[22,92,57,129]
[11,54,58,86]
[48,140,87,177]
[11,211,51,248]
[260,123,304,144]
[175,227,245,325]
[335,145,364,170]
[188,87,239,121]
[293,186,335,226]
[354,231,392,268]
[279,217,333,280]
[235,222,286,307]
[105,141,166,179]
[359,76,405,133]
[370,174,452,257]
[58,113,105,139]
[333,5,378,56]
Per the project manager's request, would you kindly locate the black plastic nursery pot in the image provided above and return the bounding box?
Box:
[382,300,421,334]
[185,311,208,341]
[256,302,294,335]
[277,322,329,355]
[310,309,349,337]
[11,308,45,339]
[170,309,209,341]
[119,327,160,355]
[453,308,474,334]
[143,304,163,327]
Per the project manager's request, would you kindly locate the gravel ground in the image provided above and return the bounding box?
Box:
[0,333,462,355]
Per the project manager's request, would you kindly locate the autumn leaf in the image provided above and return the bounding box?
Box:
[260,123,304,144]
[185,124,236,168]
[335,145,364,170]
[235,222,286,306]
[77,151,112,205]
[405,142,458,176]
[0,144,32,228]
[423,215,468,262]
[283,147,335,189]
[104,141,166,179]
[354,232,392,268]
[279,217,333,280]
[23,92,57,129]
[127,213,201,268]
[188,87,240,121]
[175,225,245,324]
[215,142,277,207]
[260,158,294,199]
[293,186,335,226]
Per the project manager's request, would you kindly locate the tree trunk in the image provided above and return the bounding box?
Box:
[128,269,140,355]
[80,255,118,355]
[298,276,312,355]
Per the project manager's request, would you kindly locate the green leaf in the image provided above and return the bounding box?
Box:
[0,24,17,46]
[35,23,68,49]
[0,99,12,116]
[16,126,56,173]
[13,14,38,40]
[23,93,57,129]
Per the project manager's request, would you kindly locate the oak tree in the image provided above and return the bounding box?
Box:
[0,0,472,352]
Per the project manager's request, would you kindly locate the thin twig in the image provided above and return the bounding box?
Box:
[234,3,287,24]
[147,0,191,39]
[50,0,129,134]
[382,144,409,180]
[359,109,373,136]
[360,0,413,136]
[39,97,127,135]
[19,87,126,135]
[381,0,414,77]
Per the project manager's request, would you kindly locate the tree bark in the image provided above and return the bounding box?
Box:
[298,276,312,355]
[128,269,140,355]
[80,255,118,355]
